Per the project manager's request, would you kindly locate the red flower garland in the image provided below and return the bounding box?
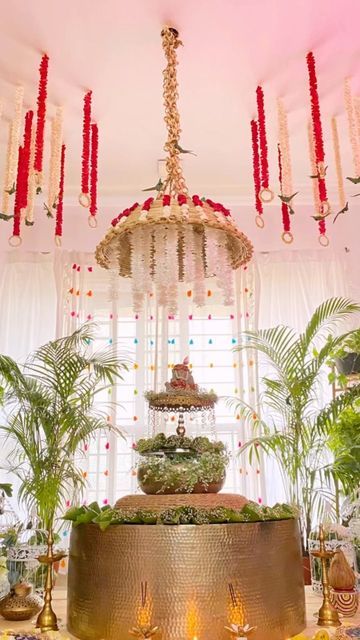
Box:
[278,144,291,234]
[256,86,269,189]
[89,123,98,217]
[306,51,328,240]
[12,146,24,238]
[81,91,92,199]
[55,144,66,241]
[251,119,263,222]
[34,54,49,174]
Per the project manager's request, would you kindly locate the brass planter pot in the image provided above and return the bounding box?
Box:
[67,520,305,640]
[137,464,225,495]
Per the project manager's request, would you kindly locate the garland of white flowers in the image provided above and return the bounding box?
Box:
[2,86,24,214]
[48,107,63,210]
[331,117,346,210]
[277,98,293,198]
[344,77,360,178]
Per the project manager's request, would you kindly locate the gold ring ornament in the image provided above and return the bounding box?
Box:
[8,235,22,247]
[281,231,293,244]
[259,187,274,203]
[318,234,329,247]
[79,192,91,208]
[319,200,331,217]
[255,215,265,228]
[55,235,62,247]
[88,215,98,228]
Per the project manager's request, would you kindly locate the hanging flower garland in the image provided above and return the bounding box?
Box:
[34,54,49,189]
[256,85,274,203]
[250,119,264,227]
[80,90,92,208]
[306,51,330,245]
[2,85,24,215]
[89,122,98,227]
[277,98,297,241]
[344,77,360,182]
[9,146,24,246]
[26,122,36,225]
[21,110,34,219]
[331,117,348,222]
[55,144,66,246]
[277,144,293,244]
[47,107,63,214]
[307,121,327,245]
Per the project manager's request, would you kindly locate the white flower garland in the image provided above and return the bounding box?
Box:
[344,77,360,177]
[2,86,24,214]
[48,107,63,209]
[331,117,346,210]
[277,98,293,197]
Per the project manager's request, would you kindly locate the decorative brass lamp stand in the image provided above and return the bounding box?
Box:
[36,529,66,632]
[311,524,341,628]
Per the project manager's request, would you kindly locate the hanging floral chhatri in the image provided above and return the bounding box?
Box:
[96,27,253,314]
[256,85,274,204]
[250,119,264,228]
[306,51,330,246]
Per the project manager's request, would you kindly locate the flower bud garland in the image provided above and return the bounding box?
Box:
[344,77,360,178]
[26,122,36,224]
[80,90,92,207]
[89,122,98,220]
[256,86,273,203]
[278,144,292,243]
[10,146,24,245]
[34,54,49,186]
[277,98,293,200]
[55,144,66,246]
[331,117,346,210]
[2,85,24,215]
[21,110,34,215]
[250,119,264,227]
[306,51,330,220]
[308,121,327,244]
[48,107,63,210]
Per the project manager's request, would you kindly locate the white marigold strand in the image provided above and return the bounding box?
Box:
[277,98,293,197]
[48,107,64,209]
[2,86,24,214]
[331,117,346,210]
[344,77,360,177]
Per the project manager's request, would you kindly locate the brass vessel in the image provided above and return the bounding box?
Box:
[0,583,43,621]
[67,518,305,640]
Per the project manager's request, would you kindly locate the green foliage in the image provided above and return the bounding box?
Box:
[232,297,360,549]
[135,433,225,455]
[327,403,360,496]
[63,501,299,530]
[0,324,128,531]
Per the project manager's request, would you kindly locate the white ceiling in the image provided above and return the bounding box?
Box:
[1,0,360,202]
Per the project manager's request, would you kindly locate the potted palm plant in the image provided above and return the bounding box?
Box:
[0,324,127,629]
[232,298,360,582]
[333,330,360,377]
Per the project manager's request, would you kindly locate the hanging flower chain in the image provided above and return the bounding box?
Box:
[308,121,327,244]
[21,110,34,212]
[55,144,66,246]
[34,54,49,183]
[80,90,92,207]
[2,85,24,214]
[331,117,346,210]
[89,122,99,220]
[256,86,273,202]
[161,27,188,196]
[48,107,63,210]
[250,119,264,228]
[344,77,360,179]
[25,121,36,224]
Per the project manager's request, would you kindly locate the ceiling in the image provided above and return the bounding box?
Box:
[1,0,360,202]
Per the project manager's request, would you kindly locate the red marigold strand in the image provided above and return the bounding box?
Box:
[251,119,263,216]
[21,110,34,210]
[256,86,269,188]
[278,144,290,233]
[89,123,98,217]
[13,146,24,236]
[34,54,49,174]
[55,144,66,238]
[81,91,92,195]
[306,52,325,164]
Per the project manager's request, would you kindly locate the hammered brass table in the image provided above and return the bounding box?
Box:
[67,517,306,640]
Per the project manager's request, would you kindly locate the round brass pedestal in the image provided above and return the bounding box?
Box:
[67,519,305,640]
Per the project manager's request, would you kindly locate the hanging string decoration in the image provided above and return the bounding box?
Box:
[277,98,297,243]
[2,85,24,216]
[26,121,36,225]
[55,144,66,246]
[277,144,293,244]
[48,107,63,214]
[308,121,328,245]
[331,117,348,222]
[306,51,330,245]
[250,119,264,228]
[256,85,274,203]
[22,110,34,223]
[34,54,49,189]
[344,78,360,181]
[80,90,92,208]
[10,146,24,245]
[89,122,98,226]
